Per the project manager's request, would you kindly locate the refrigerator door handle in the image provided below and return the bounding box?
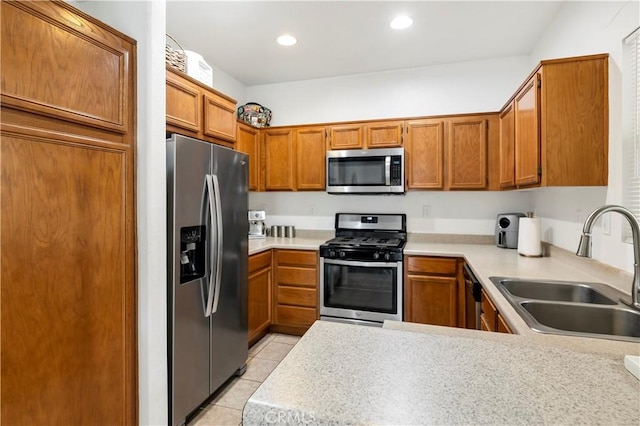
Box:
[209,173,224,315]
[204,174,216,317]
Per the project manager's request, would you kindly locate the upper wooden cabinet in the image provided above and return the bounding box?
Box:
[295,126,326,190]
[446,117,488,189]
[499,102,516,189]
[500,54,608,188]
[329,120,404,149]
[1,1,137,424]
[262,126,326,191]
[329,123,363,149]
[405,119,445,189]
[366,120,404,148]
[236,121,261,191]
[166,67,237,147]
[263,128,296,191]
[406,114,499,191]
[514,73,541,187]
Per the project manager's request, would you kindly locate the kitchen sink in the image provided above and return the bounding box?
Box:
[489,277,640,342]
[497,278,617,305]
[521,302,640,339]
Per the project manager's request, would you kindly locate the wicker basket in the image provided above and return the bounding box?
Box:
[165,34,186,73]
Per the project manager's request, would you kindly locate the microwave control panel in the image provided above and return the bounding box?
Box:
[390,156,402,185]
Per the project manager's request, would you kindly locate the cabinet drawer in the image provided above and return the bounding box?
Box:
[277,286,317,308]
[276,305,317,326]
[277,266,317,287]
[406,256,457,275]
[249,250,271,274]
[276,249,317,266]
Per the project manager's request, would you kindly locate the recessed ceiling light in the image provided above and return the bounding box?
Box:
[390,15,413,30]
[277,34,297,46]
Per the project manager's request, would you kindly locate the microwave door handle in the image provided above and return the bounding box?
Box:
[385,156,391,186]
[210,173,223,315]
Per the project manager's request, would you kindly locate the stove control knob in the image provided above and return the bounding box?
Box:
[339,251,346,258]
[329,250,336,258]
[384,252,391,261]
[372,252,380,260]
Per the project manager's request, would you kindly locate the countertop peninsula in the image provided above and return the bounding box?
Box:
[245,236,640,424]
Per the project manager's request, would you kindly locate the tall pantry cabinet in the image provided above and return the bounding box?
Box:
[1,2,137,425]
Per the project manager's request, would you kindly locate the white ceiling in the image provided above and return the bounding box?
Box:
[166,1,565,86]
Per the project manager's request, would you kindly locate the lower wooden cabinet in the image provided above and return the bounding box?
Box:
[480,288,513,333]
[404,256,463,327]
[248,251,272,346]
[272,249,319,334]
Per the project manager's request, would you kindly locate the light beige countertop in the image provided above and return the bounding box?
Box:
[248,236,325,255]
[243,321,640,425]
[244,236,640,424]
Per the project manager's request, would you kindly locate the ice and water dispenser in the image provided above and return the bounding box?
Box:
[180,225,206,284]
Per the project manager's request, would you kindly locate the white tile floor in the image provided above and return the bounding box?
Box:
[188,333,301,426]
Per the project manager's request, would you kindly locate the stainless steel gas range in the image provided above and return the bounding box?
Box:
[319,213,406,326]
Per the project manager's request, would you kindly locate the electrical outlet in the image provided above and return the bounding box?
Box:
[422,205,431,218]
[602,214,611,236]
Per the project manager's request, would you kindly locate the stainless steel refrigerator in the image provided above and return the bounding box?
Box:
[167,134,249,426]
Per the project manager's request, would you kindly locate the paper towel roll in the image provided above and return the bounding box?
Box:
[517,217,542,257]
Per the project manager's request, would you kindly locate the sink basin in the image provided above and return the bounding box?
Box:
[489,276,640,342]
[496,278,617,305]
[521,302,640,340]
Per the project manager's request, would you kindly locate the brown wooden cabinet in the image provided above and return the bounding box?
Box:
[236,121,261,191]
[502,54,609,188]
[404,256,462,327]
[263,128,296,190]
[329,123,363,149]
[480,289,512,334]
[295,126,326,190]
[166,67,237,147]
[1,1,137,424]
[499,102,516,189]
[329,120,404,150]
[406,114,499,191]
[446,117,488,189]
[405,119,444,189]
[272,250,318,334]
[248,251,272,346]
[262,126,326,191]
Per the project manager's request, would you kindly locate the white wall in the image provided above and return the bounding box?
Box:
[250,191,531,235]
[211,65,247,106]
[246,56,531,126]
[528,0,639,273]
[69,1,168,424]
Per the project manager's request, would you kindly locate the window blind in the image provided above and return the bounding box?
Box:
[623,27,640,242]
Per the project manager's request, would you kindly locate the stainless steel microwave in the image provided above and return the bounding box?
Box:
[326,148,405,194]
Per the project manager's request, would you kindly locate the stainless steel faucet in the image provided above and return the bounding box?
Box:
[576,205,640,311]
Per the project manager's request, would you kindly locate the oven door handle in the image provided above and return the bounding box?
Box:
[323,258,399,268]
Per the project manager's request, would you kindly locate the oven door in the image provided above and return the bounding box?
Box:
[320,258,403,324]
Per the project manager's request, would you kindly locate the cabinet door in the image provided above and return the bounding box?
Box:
[447,118,488,189]
[406,275,457,327]
[514,73,541,187]
[366,120,404,148]
[329,124,363,149]
[499,103,516,189]
[248,267,271,343]
[166,70,201,134]
[295,127,326,190]
[236,122,261,191]
[203,93,236,143]
[264,129,295,191]
[1,134,135,425]
[405,119,444,189]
